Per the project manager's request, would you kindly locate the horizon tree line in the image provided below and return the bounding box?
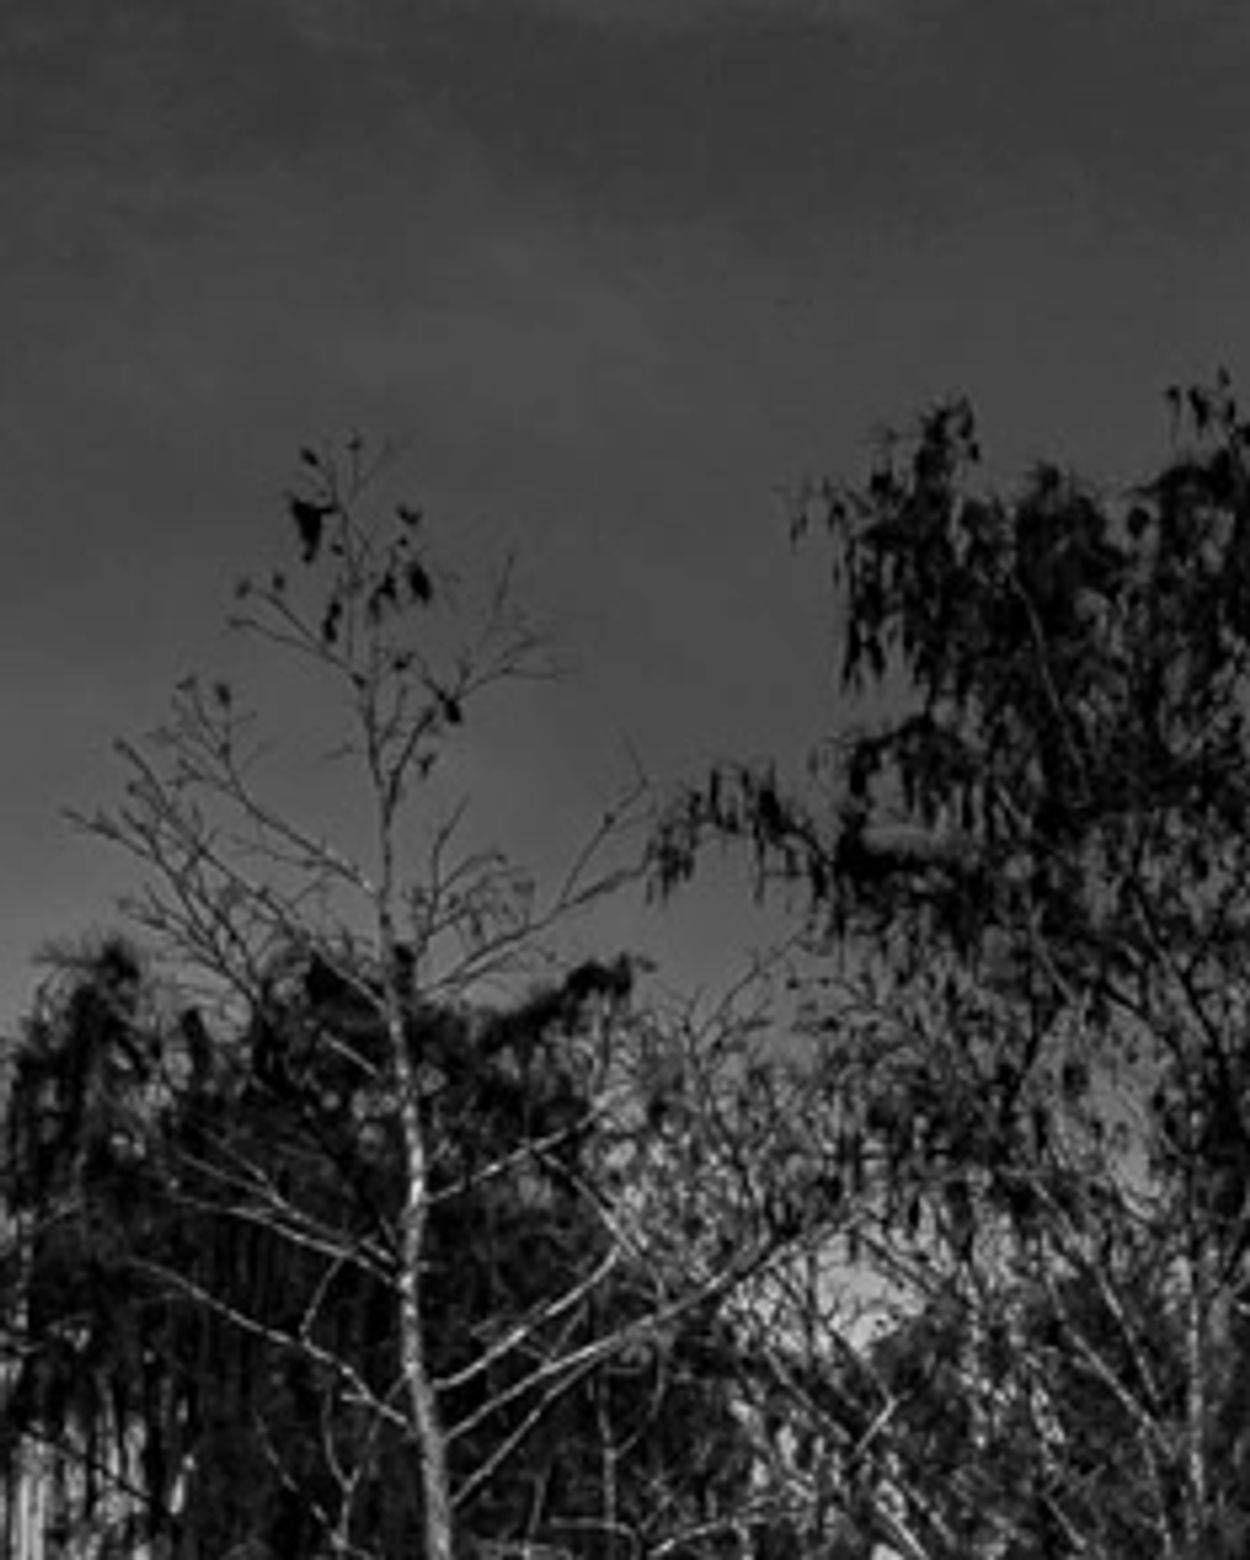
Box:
[8,378,1250,1556]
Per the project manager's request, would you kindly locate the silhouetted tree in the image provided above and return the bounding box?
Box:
[656,376,1250,1556]
[2,933,771,1558]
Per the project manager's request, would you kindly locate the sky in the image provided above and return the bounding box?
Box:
[4,0,1250,1027]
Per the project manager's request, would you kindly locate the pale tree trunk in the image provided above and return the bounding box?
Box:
[379,865,455,1558]
[394,1027,454,1560]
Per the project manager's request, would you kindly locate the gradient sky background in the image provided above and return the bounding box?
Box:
[4,0,1250,1027]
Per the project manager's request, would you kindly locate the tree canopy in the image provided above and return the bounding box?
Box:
[14,384,1250,1557]
[653,376,1250,1557]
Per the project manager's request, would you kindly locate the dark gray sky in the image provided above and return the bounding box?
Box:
[4,0,1250,1022]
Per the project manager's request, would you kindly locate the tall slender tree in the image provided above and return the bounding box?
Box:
[72,439,626,1558]
[3,439,781,1559]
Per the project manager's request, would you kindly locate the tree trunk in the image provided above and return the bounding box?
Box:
[389,984,455,1560]
[1184,1226,1209,1557]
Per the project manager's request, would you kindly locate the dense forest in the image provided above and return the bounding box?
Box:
[8,381,1250,1557]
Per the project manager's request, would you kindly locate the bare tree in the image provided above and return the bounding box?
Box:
[73,438,657,1559]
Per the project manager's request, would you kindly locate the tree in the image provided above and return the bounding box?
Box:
[1,936,180,1558]
[2,438,786,1559]
[655,376,1250,1556]
[4,933,771,1557]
